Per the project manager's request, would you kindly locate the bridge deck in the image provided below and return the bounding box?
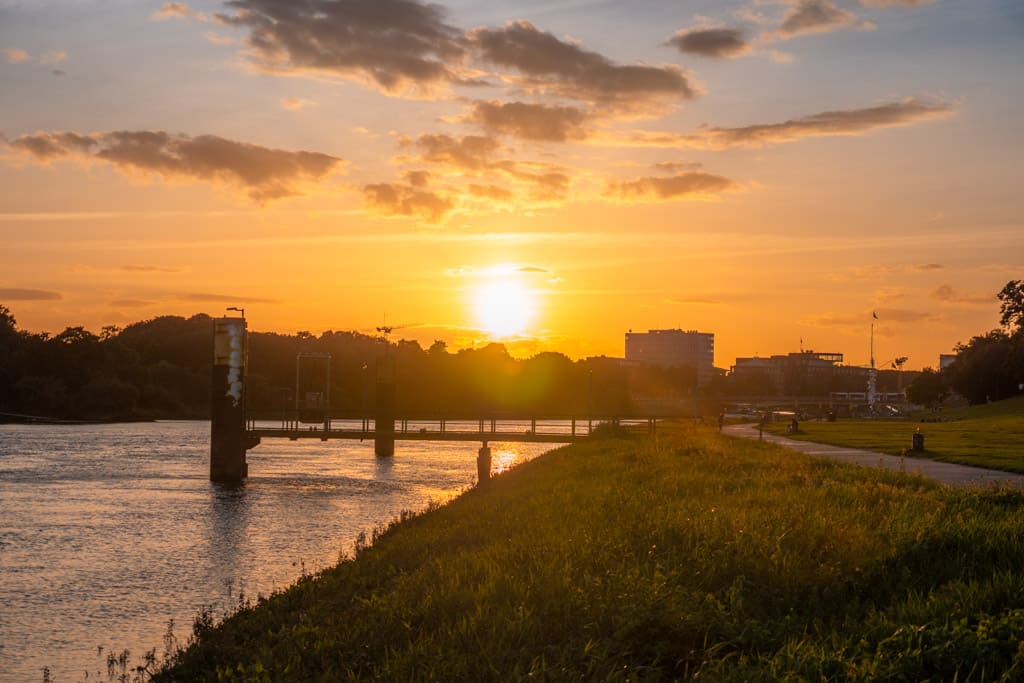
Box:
[247,428,582,444]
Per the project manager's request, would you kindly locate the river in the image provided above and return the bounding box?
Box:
[0,421,558,682]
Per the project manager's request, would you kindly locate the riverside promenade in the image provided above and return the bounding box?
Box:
[723,423,1024,489]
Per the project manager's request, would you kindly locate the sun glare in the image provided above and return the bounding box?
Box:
[475,279,534,338]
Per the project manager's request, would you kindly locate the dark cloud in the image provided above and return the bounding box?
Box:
[0,288,62,301]
[470,21,693,111]
[467,100,588,142]
[666,28,752,58]
[403,170,431,187]
[214,0,466,94]
[403,133,501,171]
[778,0,859,37]
[913,263,944,271]
[7,130,343,201]
[363,182,455,223]
[399,133,571,202]
[606,171,740,202]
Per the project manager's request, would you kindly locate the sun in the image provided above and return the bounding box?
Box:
[474,279,534,338]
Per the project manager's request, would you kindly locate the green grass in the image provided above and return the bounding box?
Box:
[156,424,1024,681]
[765,395,1024,473]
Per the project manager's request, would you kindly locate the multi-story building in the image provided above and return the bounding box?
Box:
[625,329,715,385]
[730,350,853,396]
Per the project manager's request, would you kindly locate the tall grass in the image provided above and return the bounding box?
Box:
[156,423,1024,681]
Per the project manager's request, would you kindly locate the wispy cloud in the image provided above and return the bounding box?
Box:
[178,292,279,304]
[601,98,953,149]
[775,0,872,39]
[5,130,344,202]
[0,288,62,301]
[4,47,31,64]
[606,171,740,202]
[931,285,993,306]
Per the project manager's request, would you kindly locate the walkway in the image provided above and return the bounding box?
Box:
[723,423,1024,489]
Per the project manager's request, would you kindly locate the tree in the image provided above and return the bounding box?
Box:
[906,368,948,408]
[998,280,1024,331]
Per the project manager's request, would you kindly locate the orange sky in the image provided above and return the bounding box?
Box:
[1,0,1021,370]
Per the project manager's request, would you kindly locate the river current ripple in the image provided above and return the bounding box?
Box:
[0,421,555,682]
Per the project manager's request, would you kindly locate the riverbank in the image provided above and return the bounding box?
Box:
[157,422,1024,681]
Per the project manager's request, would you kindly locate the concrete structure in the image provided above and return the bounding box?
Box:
[210,316,249,483]
[625,329,715,385]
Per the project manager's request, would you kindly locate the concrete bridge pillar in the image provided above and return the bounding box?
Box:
[477,441,491,484]
[374,380,395,457]
[210,317,248,483]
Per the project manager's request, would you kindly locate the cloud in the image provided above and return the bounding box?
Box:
[152,2,199,20]
[470,20,694,112]
[403,133,501,171]
[666,296,722,305]
[213,0,467,95]
[4,47,31,64]
[607,98,953,149]
[777,0,863,37]
[38,50,67,65]
[666,27,752,58]
[467,183,513,201]
[73,264,185,274]
[858,0,936,6]
[467,100,589,142]
[653,161,703,173]
[398,133,573,203]
[913,263,944,271]
[0,288,62,301]
[363,182,455,223]
[6,130,344,202]
[109,298,155,308]
[931,285,993,306]
[606,171,740,202]
[179,292,279,304]
[280,97,314,111]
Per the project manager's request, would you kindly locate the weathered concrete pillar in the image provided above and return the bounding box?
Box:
[477,442,491,484]
[375,380,395,457]
[211,317,248,483]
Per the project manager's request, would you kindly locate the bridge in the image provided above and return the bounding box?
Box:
[209,316,656,485]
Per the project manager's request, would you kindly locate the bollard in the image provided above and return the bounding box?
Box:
[477,442,492,485]
[912,429,925,451]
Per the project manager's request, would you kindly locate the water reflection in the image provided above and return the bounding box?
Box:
[0,422,559,683]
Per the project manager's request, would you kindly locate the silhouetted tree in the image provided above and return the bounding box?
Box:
[906,368,948,408]
[998,279,1024,331]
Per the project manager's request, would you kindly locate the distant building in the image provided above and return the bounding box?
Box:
[625,329,715,385]
[730,350,856,397]
[939,353,957,370]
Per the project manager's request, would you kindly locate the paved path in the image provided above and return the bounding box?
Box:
[723,423,1024,489]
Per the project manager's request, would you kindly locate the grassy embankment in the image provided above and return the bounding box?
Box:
[158,422,1024,681]
[765,395,1024,473]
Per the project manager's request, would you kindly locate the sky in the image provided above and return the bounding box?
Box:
[1,0,1021,371]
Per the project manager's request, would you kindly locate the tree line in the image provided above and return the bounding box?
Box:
[907,280,1024,407]
[0,306,699,421]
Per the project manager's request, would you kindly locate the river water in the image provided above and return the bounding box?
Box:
[0,421,557,682]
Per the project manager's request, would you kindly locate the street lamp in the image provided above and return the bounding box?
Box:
[226,306,245,318]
